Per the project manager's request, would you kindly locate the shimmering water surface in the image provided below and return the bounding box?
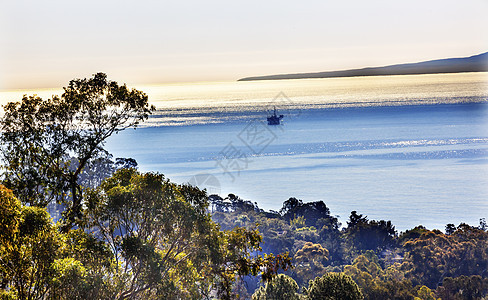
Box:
[1,73,487,231]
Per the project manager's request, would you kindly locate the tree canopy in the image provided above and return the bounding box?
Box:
[306,272,363,300]
[251,274,300,300]
[0,173,292,299]
[0,73,155,229]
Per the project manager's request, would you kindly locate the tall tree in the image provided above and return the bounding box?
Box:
[0,73,154,229]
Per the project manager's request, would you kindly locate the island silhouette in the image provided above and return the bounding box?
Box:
[238,52,488,81]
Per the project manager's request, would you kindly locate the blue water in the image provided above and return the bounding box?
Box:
[106,102,488,232]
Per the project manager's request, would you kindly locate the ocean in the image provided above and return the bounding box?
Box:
[1,72,487,231]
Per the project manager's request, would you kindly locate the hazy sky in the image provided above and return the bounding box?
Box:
[1,0,487,89]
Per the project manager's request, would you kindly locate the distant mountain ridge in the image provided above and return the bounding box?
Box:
[238,52,488,81]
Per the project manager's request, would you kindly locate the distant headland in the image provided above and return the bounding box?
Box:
[238,52,488,81]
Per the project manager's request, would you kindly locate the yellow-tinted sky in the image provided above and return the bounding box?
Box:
[1,0,487,90]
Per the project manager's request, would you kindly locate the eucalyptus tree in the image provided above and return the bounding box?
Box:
[0,73,154,229]
[83,169,292,299]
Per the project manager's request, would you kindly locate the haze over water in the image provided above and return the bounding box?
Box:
[1,72,487,231]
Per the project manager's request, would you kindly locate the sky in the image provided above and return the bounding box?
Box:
[1,0,487,90]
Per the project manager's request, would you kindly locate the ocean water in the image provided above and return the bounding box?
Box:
[1,73,488,231]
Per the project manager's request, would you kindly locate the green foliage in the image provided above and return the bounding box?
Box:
[63,229,113,273]
[295,242,329,264]
[252,274,300,300]
[236,214,251,227]
[414,285,438,300]
[50,258,89,299]
[290,215,306,229]
[0,185,21,252]
[211,198,488,299]
[306,272,363,300]
[401,225,488,288]
[398,225,428,243]
[84,169,212,298]
[0,185,116,299]
[343,252,416,300]
[445,223,456,235]
[0,73,154,229]
[2,177,488,299]
[281,199,338,230]
[293,242,329,286]
[0,196,61,299]
[83,169,291,299]
[280,197,303,215]
[480,218,488,231]
[1,176,294,300]
[59,231,115,298]
[345,211,397,253]
[436,275,488,300]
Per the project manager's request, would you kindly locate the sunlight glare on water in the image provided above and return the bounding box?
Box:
[140,72,488,109]
[2,72,487,123]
